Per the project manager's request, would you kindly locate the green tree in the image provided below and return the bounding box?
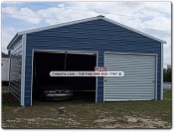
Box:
[163,67,172,82]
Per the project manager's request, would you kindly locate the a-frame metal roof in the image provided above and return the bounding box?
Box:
[7,15,166,49]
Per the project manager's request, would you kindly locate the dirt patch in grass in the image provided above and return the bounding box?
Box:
[2,87,172,129]
[94,116,170,128]
[3,117,81,128]
[2,114,171,129]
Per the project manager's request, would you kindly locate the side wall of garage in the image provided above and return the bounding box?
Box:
[9,36,23,104]
[24,19,161,106]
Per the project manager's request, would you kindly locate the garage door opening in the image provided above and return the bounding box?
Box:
[32,50,97,103]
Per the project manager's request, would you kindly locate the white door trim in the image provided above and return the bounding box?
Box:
[31,49,98,105]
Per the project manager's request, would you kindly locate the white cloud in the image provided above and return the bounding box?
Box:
[1,2,171,67]
[1,27,17,54]
[37,5,98,25]
[142,16,171,32]
[2,1,23,6]
[2,7,41,24]
[68,2,171,17]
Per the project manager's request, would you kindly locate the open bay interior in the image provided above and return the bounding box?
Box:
[32,51,97,102]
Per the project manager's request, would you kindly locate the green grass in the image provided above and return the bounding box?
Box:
[2,92,19,107]
[2,87,172,128]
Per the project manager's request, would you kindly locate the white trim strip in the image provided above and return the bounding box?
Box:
[34,49,97,54]
[161,43,163,100]
[155,54,158,100]
[105,99,152,101]
[105,51,158,56]
[21,34,26,106]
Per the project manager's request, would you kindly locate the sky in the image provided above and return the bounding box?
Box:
[1,1,171,68]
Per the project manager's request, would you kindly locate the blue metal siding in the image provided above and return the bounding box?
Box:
[9,36,22,103]
[25,19,161,106]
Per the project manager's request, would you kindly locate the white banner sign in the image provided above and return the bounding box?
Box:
[50,71,124,77]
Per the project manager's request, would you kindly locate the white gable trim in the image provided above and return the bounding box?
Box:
[101,17,166,44]
[7,16,166,49]
[18,16,101,35]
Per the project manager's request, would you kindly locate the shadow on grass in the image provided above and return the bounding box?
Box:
[2,92,19,107]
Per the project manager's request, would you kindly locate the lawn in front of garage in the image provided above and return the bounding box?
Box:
[2,86,172,128]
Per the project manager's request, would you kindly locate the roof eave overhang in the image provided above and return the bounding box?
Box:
[7,33,19,50]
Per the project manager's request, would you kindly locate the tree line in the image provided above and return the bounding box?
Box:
[163,67,172,82]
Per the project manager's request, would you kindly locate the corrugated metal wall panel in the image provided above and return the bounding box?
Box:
[9,36,22,102]
[104,53,156,100]
[25,19,161,106]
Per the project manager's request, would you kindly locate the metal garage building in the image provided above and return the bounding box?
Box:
[7,16,166,106]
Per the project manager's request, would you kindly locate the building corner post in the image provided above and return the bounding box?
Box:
[161,43,163,100]
[21,34,27,106]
